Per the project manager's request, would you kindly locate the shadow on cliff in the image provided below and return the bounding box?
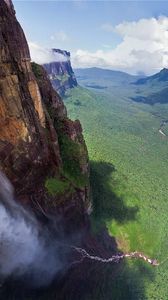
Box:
[25,161,154,300]
[0,161,155,300]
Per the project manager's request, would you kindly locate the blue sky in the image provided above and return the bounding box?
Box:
[13,1,168,74]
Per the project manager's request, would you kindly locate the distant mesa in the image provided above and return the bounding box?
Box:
[43,49,77,96]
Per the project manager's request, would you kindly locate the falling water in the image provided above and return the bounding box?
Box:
[0,172,65,286]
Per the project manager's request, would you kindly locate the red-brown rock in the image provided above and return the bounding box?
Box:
[0,0,90,222]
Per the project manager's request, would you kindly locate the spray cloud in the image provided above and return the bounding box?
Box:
[0,172,67,286]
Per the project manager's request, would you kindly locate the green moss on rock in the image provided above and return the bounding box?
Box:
[45,177,70,196]
[31,62,43,79]
[59,134,88,188]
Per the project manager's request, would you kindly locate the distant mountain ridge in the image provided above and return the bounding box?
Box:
[75,67,168,105]
[134,68,168,85]
[75,67,138,78]
[74,67,140,81]
[132,68,168,104]
[43,49,77,96]
[75,67,140,88]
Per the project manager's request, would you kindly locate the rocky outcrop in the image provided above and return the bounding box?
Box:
[43,49,77,96]
[0,0,90,223]
[4,0,15,14]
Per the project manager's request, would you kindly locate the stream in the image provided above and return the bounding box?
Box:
[72,247,160,267]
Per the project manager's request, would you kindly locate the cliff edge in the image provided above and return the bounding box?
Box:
[0,0,90,225]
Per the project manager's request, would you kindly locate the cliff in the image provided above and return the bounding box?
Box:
[43,49,77,96]
[0,3,127,300]
[0,0,90,224]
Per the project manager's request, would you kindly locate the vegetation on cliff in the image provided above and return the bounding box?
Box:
[31,62,44,79]
[0,0,90,215]
[58,130,88,188]
[45,177,70,196]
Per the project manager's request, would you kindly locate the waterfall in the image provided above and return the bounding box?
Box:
[0,172,64,286]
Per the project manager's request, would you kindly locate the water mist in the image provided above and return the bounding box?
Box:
[0,172,65,286]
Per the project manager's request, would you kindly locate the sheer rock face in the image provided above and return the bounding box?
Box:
[0,0,45,143]
[4,0,15,14]
[0,0,90,222]
[43,49,78,96]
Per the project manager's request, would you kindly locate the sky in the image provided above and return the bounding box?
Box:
[13,0,168,75]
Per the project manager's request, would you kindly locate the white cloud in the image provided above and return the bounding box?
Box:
[29,42,67,64]
[72,16,168,74]
[50,31,69,42]
[115,17,168,42]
